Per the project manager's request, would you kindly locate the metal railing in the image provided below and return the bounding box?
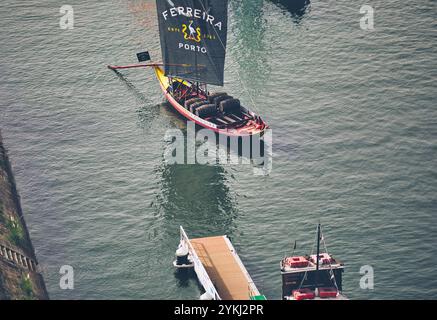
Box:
[179,226,221,300]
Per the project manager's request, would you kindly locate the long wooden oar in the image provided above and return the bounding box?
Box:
[107,63,205,70]
[107,63,163,70]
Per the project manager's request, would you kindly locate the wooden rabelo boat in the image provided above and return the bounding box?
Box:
[109,0,268,137]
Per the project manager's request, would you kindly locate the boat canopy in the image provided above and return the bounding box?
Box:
[156,0,229,86]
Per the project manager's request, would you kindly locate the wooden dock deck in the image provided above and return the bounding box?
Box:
[191,235,256,300]
[177,226,265,300]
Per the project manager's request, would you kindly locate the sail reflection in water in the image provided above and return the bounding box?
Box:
[156,162,238,237]
[154,136,239,290]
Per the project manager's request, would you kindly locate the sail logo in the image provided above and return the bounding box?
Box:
[182,21,201,42]
[161,7,224,31]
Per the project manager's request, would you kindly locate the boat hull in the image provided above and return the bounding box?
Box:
[153,67,267,137]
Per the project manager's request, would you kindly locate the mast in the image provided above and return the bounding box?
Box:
[316,224,321,271]
[315,223,321,289]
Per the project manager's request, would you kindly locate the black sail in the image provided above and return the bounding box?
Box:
[156,0,229,86]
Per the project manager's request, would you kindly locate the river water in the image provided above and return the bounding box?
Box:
[1,0,436,299]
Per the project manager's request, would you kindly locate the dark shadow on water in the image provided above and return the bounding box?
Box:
[174,268,198,288]
[269,0,310,22]
[111,69,151,104]
[174,267,209,296]
[136,103,161,130]
[157,102,190,131]
[110,69,160,128]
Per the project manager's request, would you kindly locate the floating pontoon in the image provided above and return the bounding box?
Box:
[174,226,266,300]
